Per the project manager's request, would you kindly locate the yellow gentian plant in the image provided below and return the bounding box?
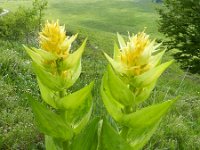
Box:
[100,31,176,149]
[24,21,94,149]
[24,21,176,150]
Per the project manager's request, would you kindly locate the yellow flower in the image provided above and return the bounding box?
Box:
[120,32,151,75]
[104,31,164,76]
[24,20,87,91]
[39,20,77,58]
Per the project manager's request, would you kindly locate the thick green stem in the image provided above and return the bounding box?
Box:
[120,106,131,139]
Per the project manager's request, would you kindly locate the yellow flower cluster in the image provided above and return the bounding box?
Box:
[24,20,84,83]
[120,32,151,75]
[105,31,162,76]
[39,20,76,58]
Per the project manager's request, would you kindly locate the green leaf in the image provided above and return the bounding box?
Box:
[29,97,73,140]
[65,59,81,88]
[73,95,93,134]
[31,47,58,61]
[63,94,93,135]
[23,45,43,66]
[37,78,58,108]
[117,33,126,48]
[100,119,132,150]
[101,71,124,122]
[45,136,63,150]
[121,99,177,150]
[58,82,94,134]
[58,81,94,110]
[62,39,87,70]
[131,60,173,88]
[32,62,66,91]
[107,65,135,106]
[104,52,125,75]
[113,42,121,61]
[71,118,99,150]
[134,80,156,104]
[150,49,165,68]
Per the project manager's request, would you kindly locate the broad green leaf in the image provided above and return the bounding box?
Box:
[62,39,87,70]
[37,78,58,108]
[150,50,165,68]
[104,52,125,75]
[58,82,93,134]
[134,80,156,104]
[23,45,43,66]
[107,65,135,106]
[113,42,121,61]
[121,99,177,150]
[62,94,93,135]
[57,81,94,110]
[45,136,63,150]
[71,118,99,150]
[65,59,81,88]
[101,71,124,122]
[73,95,93,134]
[64,95,92,135]
[117,33,126,48]
[31,47,58,61]
[131,60,173,88]
[29,98,73,140]
[100,119,132,150]
[32,62,66,91]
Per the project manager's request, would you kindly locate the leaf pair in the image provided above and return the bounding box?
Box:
[121,99,177,149]
[29,96,73,141]
[101,65,177,149]
[29,82,94,141]
[71,118,132,150]
[58,82,94,134]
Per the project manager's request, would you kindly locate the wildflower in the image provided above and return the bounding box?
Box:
[24,20,86,89]
[104,31,164,76]
[39,20,77,58]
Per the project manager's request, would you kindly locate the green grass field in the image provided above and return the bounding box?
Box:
[0,0,200,149]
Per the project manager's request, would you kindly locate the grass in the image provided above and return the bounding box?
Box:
[0,0,200,149]
[0,7,3,13]
[0,41,44,149]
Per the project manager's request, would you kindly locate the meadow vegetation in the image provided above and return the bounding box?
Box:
[0,8,3,13]
[0,0,199,149]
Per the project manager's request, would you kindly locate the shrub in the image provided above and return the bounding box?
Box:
[0,0,47,44]
[158,0,200,74]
